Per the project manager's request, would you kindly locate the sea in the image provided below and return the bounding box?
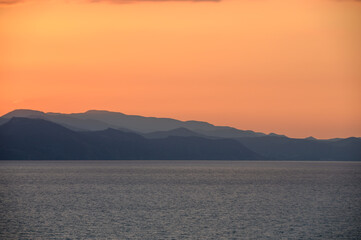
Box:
[0,160,360,239]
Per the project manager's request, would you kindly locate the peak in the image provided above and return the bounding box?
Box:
[185,120,214,126]
[2,109,45,118]
[84,110,124,115]
[4,117,59,128]
[12,109,43,113]
[85,110,110,113]
[305,136,317,140]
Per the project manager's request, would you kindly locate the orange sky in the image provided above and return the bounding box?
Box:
[0,0,360,138]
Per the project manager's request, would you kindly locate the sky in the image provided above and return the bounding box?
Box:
[0,0,360,139]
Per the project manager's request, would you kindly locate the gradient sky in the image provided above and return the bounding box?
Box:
[1,0,360,138]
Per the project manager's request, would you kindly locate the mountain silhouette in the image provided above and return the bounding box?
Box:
[1,109,265,138]
[1,109,117,131]
[0,117,261,160]
[1,109,360,161]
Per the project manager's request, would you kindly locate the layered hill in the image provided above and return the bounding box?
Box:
[1,109,360,161]
[0,118,260,160]
[0,109,266,138]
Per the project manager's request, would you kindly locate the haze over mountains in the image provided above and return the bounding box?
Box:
[0,109,360,160]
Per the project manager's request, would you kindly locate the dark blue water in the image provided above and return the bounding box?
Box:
[1,161,360,239]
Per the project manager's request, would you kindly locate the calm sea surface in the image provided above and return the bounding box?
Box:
[0,161,360,239]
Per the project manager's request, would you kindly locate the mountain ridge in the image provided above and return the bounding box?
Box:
[1,109,267,138]
[1,110,360,161]
[0,117,261,160]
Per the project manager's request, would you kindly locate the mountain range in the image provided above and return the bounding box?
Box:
[0,109,267,138]
[0,109,360,160]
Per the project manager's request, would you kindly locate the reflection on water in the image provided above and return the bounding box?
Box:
[1,161,361,239]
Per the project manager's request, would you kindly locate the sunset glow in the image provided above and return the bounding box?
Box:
[1,0,360,138]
